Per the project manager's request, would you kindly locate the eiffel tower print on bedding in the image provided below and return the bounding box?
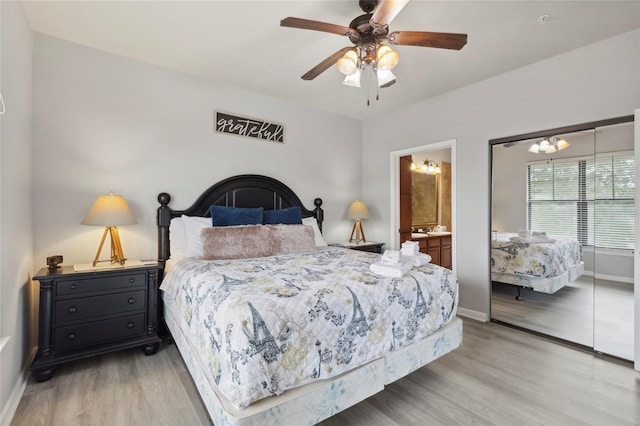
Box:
[160,246,458,410]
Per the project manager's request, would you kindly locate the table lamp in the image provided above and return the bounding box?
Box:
[81,192,136,266]
[347,200,370,243]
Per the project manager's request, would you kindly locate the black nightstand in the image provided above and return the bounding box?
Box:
[31,263,162,382]
[331,241,385,253]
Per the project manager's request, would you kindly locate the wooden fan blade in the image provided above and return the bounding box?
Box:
[388,31,467,50]
[380,78,396,88]
[301,47,354,80]
[280,17,357,38]
[370,0,410,28]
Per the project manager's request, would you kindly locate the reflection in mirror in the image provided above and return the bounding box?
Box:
[592,121,635,360]
[490,117,634,361]
[412,172,438,228]
[491,129,595,348]
[411,148,452,232]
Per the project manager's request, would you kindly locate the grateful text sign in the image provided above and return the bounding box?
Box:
[215,112,284,143]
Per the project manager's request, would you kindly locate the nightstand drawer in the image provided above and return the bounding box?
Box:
[55,290,146,323]
[54,313,145,353]
[56,273,146,296]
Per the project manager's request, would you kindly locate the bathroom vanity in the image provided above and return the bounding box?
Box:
[409,232,452,269]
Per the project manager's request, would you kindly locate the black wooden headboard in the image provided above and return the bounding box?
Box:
[156,174,323,268]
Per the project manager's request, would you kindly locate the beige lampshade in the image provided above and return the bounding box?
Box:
[337,49,358,75]
[347,200,370,220]
[81,192,136,226]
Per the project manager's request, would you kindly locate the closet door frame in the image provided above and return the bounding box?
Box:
[489,114,637,370]
[634,108,639,371]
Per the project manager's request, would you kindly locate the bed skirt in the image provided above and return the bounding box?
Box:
[492,261,585,294]
[165,305,463,426]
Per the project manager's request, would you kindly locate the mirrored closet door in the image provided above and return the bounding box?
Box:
[490,116,635,361]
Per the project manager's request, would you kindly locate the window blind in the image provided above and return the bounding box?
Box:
[527,152,634,250]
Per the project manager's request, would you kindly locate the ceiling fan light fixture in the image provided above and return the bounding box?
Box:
[528,143,540,154]
[555,138,570,151]
[342,69,361,87]
[376,45,399,70]
[528,136,571,154]
[337,50,358,75]
[539,139,550,152]
[376,69,396,87]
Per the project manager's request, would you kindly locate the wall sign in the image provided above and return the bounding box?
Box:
[215,111,284,143]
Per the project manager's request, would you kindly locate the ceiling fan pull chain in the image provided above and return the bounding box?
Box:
[366,67,371,106]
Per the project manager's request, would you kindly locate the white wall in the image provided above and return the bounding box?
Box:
[31,34,363,267]
[362,29,640,318]
[0,1,34,423]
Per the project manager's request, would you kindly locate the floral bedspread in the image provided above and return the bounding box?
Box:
[491,233,582,278]
[160,246,458,410]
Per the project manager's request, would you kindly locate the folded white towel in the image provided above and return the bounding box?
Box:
[403,253,432,267]
[381,250,401,265]
[369,261,412,278]
[518,229,532,238]
[400,240,420,256]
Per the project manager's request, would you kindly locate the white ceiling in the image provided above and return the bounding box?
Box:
[22,1,640,120]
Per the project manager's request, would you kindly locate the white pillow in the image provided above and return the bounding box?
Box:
[302,216,328,247]
[182,215,211,257]
[169,217,187,259]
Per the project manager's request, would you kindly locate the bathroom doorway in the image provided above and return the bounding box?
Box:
[389,139,457,273]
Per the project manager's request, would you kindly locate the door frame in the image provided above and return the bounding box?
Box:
[634,108,639,371]
[389,139,457,274]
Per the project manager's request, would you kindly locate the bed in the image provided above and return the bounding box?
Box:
[156,174,462,425]
[491,232,584,297]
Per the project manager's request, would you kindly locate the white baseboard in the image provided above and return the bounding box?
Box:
[457,307,488,322]
[0,371,28,426]
[582,270,633,284]
[0,347,36,426]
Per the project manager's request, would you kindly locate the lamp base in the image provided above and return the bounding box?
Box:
[349,220,367,244]
[92,226,127,267]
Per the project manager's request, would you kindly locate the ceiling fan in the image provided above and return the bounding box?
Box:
[280,0,467,91]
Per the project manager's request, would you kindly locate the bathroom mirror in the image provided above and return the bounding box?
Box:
[412,172,439,228]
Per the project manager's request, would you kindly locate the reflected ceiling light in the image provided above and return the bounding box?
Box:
[528,136,571,154]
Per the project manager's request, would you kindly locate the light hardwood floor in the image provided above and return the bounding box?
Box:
[12,318,640,426]
[492,277,634,360]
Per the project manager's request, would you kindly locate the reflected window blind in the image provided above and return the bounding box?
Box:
[527,152,634,250]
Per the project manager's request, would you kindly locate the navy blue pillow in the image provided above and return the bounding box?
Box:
[210,205,264,227]
[263,206,302,225]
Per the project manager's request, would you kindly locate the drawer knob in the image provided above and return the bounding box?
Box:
[128,298,136,304]
[127,322,135,329]
[67,306,77,314]
[129,278,135,283]
[67,332,76,340]
[70,284,77,290]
